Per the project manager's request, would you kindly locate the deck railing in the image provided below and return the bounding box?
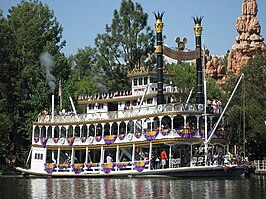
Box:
[37,103,205,124]
[254,160,266,171]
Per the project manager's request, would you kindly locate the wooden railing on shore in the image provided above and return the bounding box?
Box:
[254,160,266,171]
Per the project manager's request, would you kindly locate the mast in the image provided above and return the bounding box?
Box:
[59,79,62,110]
[242,78,246,158]
[205,73,244,144]
[202,45,208,165]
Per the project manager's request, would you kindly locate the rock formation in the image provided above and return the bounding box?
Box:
[228,0,266,75]
[204,49,226,80]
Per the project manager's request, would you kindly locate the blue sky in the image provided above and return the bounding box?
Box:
[2,0,266,57]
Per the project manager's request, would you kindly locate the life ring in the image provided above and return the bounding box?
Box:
[157,105,163,112]
[88,136,94,144]
[127,133,133,141]
[59,137,65,144]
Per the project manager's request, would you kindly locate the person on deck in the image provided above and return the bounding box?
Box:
[106,154,113,163]
[160,149,168,169]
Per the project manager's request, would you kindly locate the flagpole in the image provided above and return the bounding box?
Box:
[59,79,62,110]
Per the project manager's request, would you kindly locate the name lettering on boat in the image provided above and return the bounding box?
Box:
[157,105,163,112]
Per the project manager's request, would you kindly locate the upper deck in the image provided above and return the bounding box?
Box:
[36,103,205,125]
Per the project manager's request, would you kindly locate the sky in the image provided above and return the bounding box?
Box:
[1,0,266,57]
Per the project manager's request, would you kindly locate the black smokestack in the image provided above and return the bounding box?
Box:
[154,11,165,105]
[193,16,204,104]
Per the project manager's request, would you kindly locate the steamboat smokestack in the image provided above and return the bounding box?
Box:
[193,16,204,104]
[154,12,165,105]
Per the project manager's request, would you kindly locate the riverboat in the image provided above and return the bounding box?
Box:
[16,14,245,177]
[16,67,245,177]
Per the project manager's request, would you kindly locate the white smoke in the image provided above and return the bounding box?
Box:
[40,52,56,93]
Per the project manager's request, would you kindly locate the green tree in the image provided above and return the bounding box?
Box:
[0,11,14,168]
[94,0,155,92]
[68,46,99,96]
[166,62,196,90]
[0,0,68,166]
[224,55,266,159]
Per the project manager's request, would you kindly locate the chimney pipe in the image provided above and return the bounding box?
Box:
[154,12,165,105]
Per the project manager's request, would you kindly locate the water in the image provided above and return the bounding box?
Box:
[0,175,265,199]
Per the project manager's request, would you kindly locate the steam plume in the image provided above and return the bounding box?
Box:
[40,52,56,93]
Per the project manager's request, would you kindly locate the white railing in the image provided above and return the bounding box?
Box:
[254,160,266,171]
[37,103,205,124]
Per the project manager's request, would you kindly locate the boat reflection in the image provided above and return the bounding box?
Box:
[29,175,266,199]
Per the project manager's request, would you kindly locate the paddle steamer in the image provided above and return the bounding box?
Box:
[16,13,245,177]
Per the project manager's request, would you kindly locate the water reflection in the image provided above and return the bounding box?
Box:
[1,175,265,199]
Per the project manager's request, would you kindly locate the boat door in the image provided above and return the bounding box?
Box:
[31,147,46,172]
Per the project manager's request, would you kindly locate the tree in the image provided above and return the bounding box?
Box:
[0,0,68,166]
[68,46,100,96]
[0,11,14,167]
[166,62,196,90]
[94,0,155,92]
[224,55,266,159]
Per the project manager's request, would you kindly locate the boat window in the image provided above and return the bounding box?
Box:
[139,77,143,85]
[89,125,95,136]
[34,153,43,160]
[133,78,138,86]
[61,127,66,138]
[119,122,126,134]
[151,77,157,83]
[132,100,137,106]
[34,126,40,137]
[127,121,134,133]
[47,126,52,138]
[81,125,88,137]
[144,77,148,85]
[54,126,59,138]
[96,124,102,136]
[125,101,130,106]
[41,126,46,138]
[75,126,80,137]
[108,102,118,112]
[67,126,74,138]
[147,98,153,104]
[111,123,118,135]
[104,123,110,136]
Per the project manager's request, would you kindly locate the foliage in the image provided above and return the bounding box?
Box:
[224,55,266,159]
[94,0,155,92]
[0,0,70,166]
[206,77,222,100]
[166,62,196,90]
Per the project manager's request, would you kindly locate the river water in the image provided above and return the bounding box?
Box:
[0,175,265,199]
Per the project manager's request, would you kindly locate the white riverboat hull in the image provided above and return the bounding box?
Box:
[16,165,244,178]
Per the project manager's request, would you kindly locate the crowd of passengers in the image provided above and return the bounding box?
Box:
[133,150,247,169]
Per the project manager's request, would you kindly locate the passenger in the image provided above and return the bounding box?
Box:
[42,108,48,116]
[122,157,127,162]
[151,154,155,170]
[106,154,113,163]
[160,149,168,169]
[212,99,218,114]
[155,155,160,169]
[216,98,222,113]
